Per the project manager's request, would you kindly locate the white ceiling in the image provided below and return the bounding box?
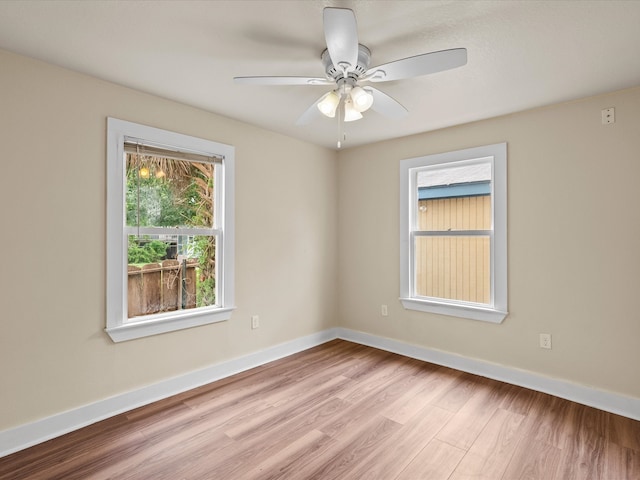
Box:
[1,0,639,150]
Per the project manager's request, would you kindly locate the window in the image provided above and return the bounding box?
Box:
[106,118,235,342]
[400,143,507,323]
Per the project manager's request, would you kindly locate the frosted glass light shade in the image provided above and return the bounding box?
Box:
[344,101,363,122]
[317,91,340,117]
[350,86,373,112]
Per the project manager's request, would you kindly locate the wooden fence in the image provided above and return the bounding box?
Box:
[127,259,198,318]
[415,195,491,304]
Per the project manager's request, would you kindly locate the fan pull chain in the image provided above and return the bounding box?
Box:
[337,97,345,148]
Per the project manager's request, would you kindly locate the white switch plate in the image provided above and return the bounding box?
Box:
[539,333,552,349]
[381,305,388,316]
[601,107,615,124]
[251,315,259,329]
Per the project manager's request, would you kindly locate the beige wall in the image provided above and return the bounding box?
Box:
[337,85,640,399]
[0,49,338,430]
[2,46,639,434]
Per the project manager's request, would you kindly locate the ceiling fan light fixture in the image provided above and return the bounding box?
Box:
[350,86,373,112]
[317,91,340,117]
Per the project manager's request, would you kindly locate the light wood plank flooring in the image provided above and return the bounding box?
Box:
[1,339,639,479]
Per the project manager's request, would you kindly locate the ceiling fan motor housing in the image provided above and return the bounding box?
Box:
[322,44,371,81]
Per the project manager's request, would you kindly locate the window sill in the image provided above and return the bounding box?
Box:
[400,297,507,323]
[106,307,235,342]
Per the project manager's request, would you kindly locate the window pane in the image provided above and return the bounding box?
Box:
[125,154,214,229]
[416,163,491,231]
[127,234,217,319]
[414,235,490,304]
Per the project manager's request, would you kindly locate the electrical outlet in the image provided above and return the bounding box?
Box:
[539,333,552,349]
[251,315,259,329]
[381,304,388,316]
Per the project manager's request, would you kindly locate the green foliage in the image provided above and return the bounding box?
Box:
[193,235,216,307]
[126,167,201,228]
[127,238,169,264]
[197,276,216,308]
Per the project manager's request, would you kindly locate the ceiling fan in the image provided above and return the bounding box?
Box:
[234,7,467,146]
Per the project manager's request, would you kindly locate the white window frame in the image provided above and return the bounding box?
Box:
[106,118,235,342]
[399,143,507,323]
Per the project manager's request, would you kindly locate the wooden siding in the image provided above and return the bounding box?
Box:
[416,195,491,304]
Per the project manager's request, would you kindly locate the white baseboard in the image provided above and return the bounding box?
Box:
[0,328,340,458]
[335,327,640,422]
[2,326,638,458]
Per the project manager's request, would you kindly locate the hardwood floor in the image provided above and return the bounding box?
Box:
[1,340,639,479]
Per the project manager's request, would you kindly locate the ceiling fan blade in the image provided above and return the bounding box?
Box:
[323,7,359,72]
[234,76,333,86]
[295,93,328,125]
[365,48,467,83]
[368,87,408,120]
